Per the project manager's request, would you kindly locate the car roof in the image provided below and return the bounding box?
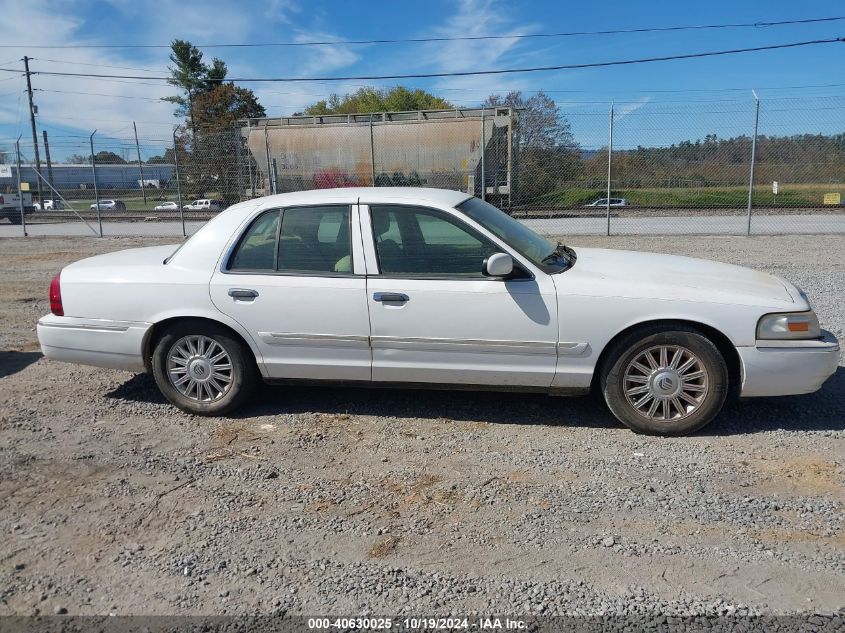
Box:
[251,187,472,210]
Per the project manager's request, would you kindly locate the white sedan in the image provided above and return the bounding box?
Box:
[37,188,839,435]
[154,201,179,211]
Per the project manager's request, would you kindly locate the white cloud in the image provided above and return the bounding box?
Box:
[101,0,254,43]
[615,96,653,119]
[397,0,542,102]
[265,0,301,23]
[0,0,180,149]
[0,0,366,151]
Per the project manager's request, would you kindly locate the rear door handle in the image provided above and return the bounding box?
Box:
[373,292,409,302]
[228,288,259,300]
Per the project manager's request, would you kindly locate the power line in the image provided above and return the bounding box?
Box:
[28,86,845,109]
[1,37,841,82]
[35,88,166,102]
[32,58,166,74]
[64,76,171,87]
[0,15,843,49]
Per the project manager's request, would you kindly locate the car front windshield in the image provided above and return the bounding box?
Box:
[456,197,572,272]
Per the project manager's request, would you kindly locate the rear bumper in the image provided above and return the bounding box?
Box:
[37,314,151,372]
[738,330,840,397]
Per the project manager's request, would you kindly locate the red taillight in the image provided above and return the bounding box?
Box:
[49,272,63,316]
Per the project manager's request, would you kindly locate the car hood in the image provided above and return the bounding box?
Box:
[564,247,802,308]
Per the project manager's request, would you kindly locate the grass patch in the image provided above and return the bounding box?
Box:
[535,183,845,208]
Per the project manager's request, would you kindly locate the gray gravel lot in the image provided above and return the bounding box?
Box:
[0,234,842,618]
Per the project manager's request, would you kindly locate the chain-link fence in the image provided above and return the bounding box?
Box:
[1,95,843,237]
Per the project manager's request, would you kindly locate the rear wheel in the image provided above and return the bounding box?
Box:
[152,320,257,416]
[601,326,728,435]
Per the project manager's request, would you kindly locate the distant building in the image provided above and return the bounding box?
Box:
[0,163,175,198]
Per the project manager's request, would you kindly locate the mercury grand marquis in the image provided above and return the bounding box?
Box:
[37,188,839,435]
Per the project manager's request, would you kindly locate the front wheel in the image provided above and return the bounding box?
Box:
[152,321,257,416]
[601,327,728,435]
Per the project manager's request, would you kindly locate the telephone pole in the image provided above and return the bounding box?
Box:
[22,56,44,205]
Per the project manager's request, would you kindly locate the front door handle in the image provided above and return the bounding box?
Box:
[373,292,409,302]
[228,288,259,300]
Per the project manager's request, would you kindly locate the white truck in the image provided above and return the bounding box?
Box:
[0,192,35,224]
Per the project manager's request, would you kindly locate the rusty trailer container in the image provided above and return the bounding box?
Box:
[242,107,517,206]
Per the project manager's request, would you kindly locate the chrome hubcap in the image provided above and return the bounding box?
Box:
[624,345,709,422]
[167,335,233,402]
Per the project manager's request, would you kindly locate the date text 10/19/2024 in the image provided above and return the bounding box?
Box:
[307,618,528,630]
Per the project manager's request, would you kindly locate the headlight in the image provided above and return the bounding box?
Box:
[757,311,821,340]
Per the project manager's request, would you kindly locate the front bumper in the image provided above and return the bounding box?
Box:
[37,314,151,372]
[738,330,840,397]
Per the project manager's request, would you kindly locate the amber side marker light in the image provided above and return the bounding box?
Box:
[788,321,810,332]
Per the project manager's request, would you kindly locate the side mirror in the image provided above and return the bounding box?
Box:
[482,252,514,278]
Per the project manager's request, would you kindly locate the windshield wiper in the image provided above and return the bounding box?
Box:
[542,241,576,268]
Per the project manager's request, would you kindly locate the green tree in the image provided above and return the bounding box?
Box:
[163,39,236,130]
[160,40,266,205]
[93,151,127,164]
[303,86,452,115]
[190,83,266,130]
[184,84,267,204]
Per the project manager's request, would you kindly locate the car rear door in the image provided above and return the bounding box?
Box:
[209,203,371,380]
[360,203,558,386]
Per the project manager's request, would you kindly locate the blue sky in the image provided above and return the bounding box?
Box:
[1,0,844,160]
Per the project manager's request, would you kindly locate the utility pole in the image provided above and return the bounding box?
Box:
[42,130,55,207]
[22,56,44,206]
[133,122,147,204]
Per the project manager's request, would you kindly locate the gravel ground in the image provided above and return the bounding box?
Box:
[0,234,843,618]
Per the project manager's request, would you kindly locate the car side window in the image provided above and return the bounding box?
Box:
[228,210,281,271]
[277,206,353,274]
[370,205,498,277]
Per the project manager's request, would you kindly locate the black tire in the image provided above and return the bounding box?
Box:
[151,320,258,416]
[600,325,728,436]
[9,212,22,225]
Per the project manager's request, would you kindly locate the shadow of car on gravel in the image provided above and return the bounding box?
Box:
[706,365,845,435]
[0,351,42,379]
[106,365,844,435]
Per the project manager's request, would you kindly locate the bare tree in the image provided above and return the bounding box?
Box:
[483,91,583,204]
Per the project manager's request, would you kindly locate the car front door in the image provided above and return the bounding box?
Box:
[209,203,371,380]
[361,203,558,386]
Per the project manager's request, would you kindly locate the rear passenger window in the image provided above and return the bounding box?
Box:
[228,206,353,274]
[228,210,280,271]
[277,206,352,274]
